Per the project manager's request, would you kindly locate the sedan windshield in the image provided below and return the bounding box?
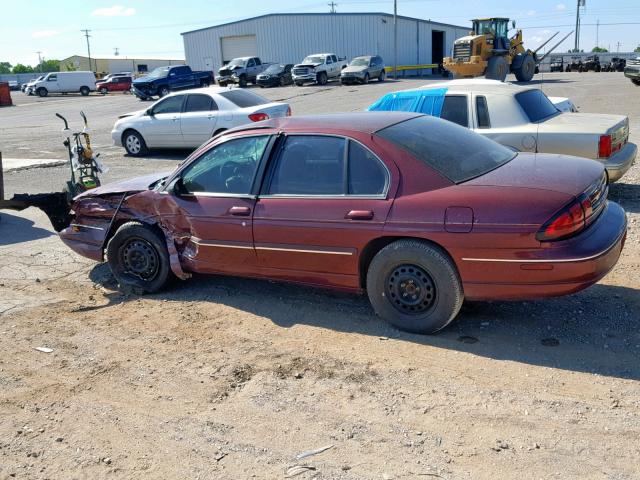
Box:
[350,57,370,67]
[515,89,560,123]
[302,56,325,64]
[376,115,516,184]
[146,67,170,79]
[264,64,285,74]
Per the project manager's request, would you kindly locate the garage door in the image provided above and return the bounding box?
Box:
[221,35,258,63]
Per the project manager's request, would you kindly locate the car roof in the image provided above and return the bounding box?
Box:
[240,112,421,134]
[419,79,530,94]
[166,86,243,97]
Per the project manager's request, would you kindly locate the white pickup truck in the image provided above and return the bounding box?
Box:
[292,53,347,86]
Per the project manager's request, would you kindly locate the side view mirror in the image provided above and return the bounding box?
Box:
[168,176,187,196]
[146,108,154,116]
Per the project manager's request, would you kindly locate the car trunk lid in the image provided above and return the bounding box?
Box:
[465,152,605,197]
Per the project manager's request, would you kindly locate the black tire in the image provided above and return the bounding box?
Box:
[80,86,90,96]
[295,81,303,87]
[514,54,536,82]
[100,87,108,95]
[122,130,149,156]
[279,76,286,87]
[486,56,508,81]
[200,79,210,88]
[107,222,172,294]
[366,240,463,334]
[362,73,370,84]
[238,75,247,88]
[317,72,328,85]
[37,87,48,97]
[632,79,640,86]
[378,70,386,82]
[158,86,170,97]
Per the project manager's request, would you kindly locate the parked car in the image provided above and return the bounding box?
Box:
[216,57,274,87]
[131,65,214,100]
[256,64,294,87]
[100,72,132,82]
[96,76,132,94]
[60,112,626,334]
[292,53,347,86]
[565,57,583,72]
[602,57,626,72]
[580,55,601,72]
[624,57,640,85]
[112,87,291,156]
[7,80,19,91]
[549,57,564,72]
[340,55,386,84]
[368,80,636,181]
[26,71,96,97]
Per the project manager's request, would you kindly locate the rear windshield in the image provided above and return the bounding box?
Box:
[515,89,559,122]
[376,115,516,184]
[218,89,269,108]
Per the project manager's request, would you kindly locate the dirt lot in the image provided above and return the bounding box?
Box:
[1,73,640,479]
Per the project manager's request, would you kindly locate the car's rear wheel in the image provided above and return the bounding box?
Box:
[107,222,172,293]
[366,239,463,334]
[37,87,48,97]
[80,86,90,96]
[122,130,149,156]
[158,86,170,97]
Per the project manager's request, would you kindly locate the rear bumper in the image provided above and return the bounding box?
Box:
[604,142,636,182]
[462,201,627,301]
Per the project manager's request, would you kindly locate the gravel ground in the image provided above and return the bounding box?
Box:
[1,72,639,479]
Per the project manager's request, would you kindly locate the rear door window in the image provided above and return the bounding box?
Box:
[441,95,469,127]
[268,136,346,195]
[515,89,559,122]
[348,141,388,195]
[185,94,216,112]
[475,95,491,128]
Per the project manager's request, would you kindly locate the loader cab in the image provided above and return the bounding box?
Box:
[472,18,510,51]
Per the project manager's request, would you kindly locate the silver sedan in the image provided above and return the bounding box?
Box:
[111,87,291,156]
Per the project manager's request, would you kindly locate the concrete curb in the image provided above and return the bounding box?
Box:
[2,158,67,173]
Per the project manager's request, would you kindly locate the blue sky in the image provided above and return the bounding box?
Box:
[3,0,639,66]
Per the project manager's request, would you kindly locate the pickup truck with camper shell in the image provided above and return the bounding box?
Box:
[131,65,214,100]
[216,57,274,87]
[292,53,348,86]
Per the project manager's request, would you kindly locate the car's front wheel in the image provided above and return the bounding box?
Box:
[362,73,370,84]
[158,86,170,97]
[80,86,90,96]
[37,87,48,97]
[366,239,463,334]
[378,70,386,82]
[107,222,173,293]
[122,130,149,156]
[100,87,108,95]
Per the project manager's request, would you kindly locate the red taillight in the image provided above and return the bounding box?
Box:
[536,198,585,242]
[286,106,292,117]
[598,134,612,158]
[248,112,269,122]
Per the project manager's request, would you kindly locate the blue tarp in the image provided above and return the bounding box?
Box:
[367,88,448,117]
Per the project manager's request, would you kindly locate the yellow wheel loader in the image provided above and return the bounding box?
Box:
[443,18,573,82]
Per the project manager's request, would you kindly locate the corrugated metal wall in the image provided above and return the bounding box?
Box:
[182,14,469,73]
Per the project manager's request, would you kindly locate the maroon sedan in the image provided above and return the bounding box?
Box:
[60,112,626,333]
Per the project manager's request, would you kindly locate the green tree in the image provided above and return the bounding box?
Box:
[38,59,60,72]
[0,62,12,74]
[635,45,640,53]
[592,46,608,52]
[12,63,34,73]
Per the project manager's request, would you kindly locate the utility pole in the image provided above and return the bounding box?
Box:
[393,0,397,79]
[328,1,337,13]
[81,29,93,72]
[36,51,43,72]
[574,0,585,52]
[596,19,599,48]
[114,47,119,56]
[616,41,621,53]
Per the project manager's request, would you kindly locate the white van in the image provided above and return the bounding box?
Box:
[30,71,96,97]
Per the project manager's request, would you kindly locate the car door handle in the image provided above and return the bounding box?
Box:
[229,206,251,216]
[345,210,374,220]
[171,117,179,122]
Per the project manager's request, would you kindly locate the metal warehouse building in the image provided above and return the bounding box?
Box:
[181,13,469,73]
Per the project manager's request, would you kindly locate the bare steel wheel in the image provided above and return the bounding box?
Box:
[121,238,159,282]
[107,222,173,293]
[385,264,436,315]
